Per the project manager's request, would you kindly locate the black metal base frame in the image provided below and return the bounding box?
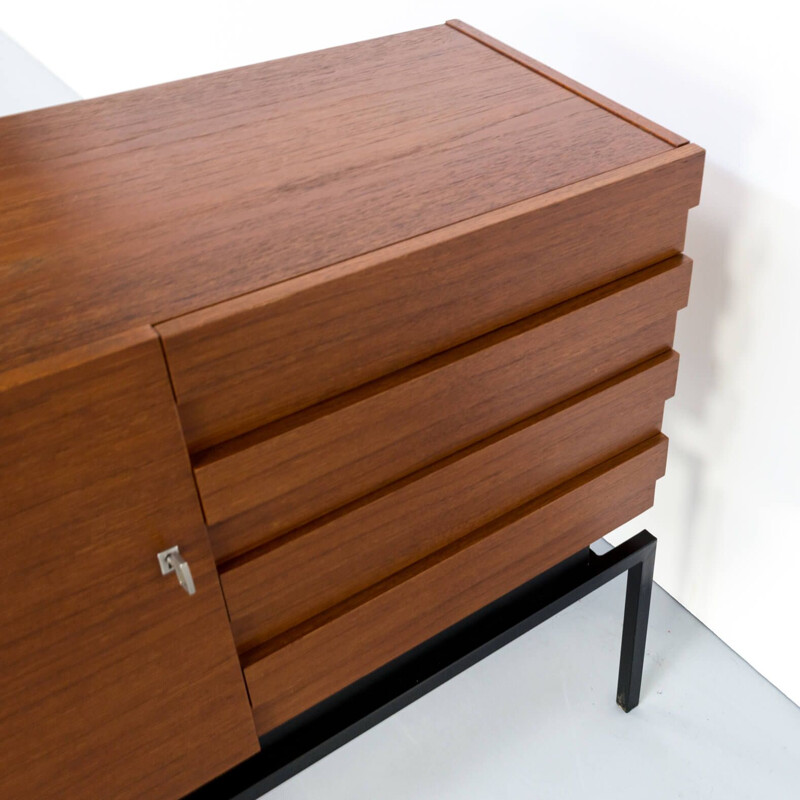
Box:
[186,531,657,800]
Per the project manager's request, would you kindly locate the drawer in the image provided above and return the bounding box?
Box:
[156,145,704,452]
[241,434,668,735]
[196,255,690,561]
[221,351,678,652]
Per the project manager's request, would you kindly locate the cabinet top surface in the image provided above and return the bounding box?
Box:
[0,22,681,373]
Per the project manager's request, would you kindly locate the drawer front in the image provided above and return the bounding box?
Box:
[242,435,668,735]
[157,145,704,452]
[221,352,677,651]
[197,256,690,561]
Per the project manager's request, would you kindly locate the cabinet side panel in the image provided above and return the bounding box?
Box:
[0,329,258,800]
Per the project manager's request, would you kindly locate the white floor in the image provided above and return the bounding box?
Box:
[3,34,798,800]
[264,540,800,800]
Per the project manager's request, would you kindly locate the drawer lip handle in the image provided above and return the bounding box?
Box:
[157,546,196,596]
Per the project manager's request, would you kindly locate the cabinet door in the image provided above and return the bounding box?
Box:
[0,329,258,800]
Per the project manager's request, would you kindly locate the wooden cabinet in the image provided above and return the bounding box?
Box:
[0,20,703,797]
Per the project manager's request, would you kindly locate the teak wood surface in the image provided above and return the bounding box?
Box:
[0,331,258,800]
[0,24,677,376]
[243,436,669,734]
[198,255,691,560]
[160,147,702,451]
[222,352,679,651]
[445,20,687,146]
[0,19,704,798]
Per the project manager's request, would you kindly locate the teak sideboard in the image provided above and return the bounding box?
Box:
[0,21,704,799]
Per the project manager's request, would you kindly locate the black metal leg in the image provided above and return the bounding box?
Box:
[616,540,656,712]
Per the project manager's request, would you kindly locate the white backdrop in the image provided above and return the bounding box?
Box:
[4,1,799,704]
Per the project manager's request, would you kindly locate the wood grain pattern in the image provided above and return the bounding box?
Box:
[222,351,678,651]
[243,435,669,734]
[0,330,258,800]
[195,255,691,560]
[0,24,673,376]
[0,20,704,796]
[446,20,688,146]
[160,145,703,451]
